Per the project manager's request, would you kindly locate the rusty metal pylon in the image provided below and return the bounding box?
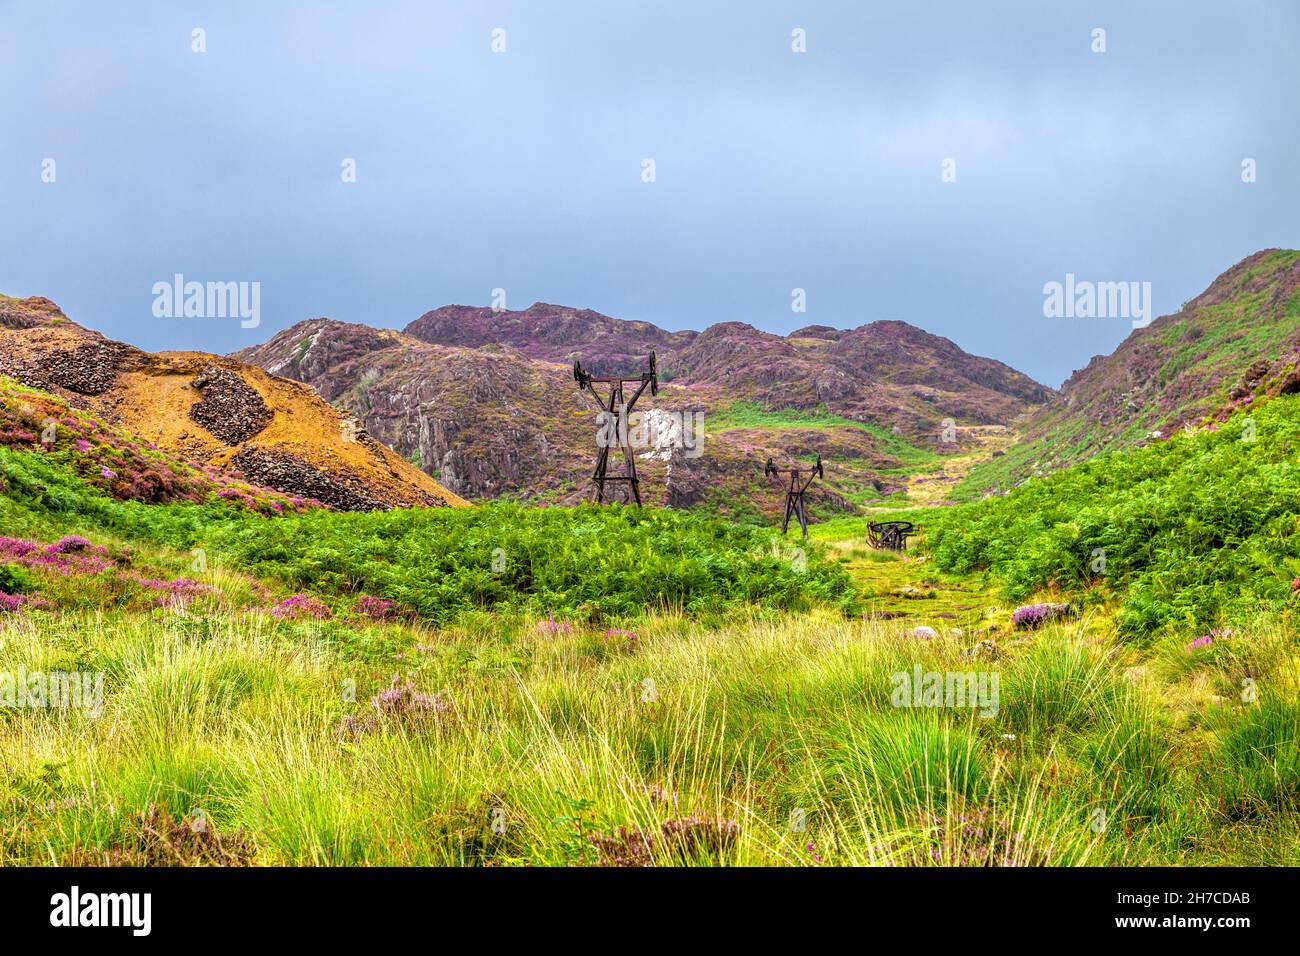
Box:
[573,352,658,505]
[765,454,824,539]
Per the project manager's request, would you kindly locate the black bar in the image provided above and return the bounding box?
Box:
[0,866,1281,943]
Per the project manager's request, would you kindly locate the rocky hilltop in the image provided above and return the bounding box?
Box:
[236,304,1052,512]
[405,302,697,378]
[0,295,466,510]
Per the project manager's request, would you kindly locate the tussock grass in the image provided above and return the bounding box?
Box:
[2,600,1294,865]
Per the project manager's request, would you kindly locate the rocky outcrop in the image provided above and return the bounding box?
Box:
[0,295,65,330]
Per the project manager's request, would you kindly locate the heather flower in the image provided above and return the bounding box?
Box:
[1292,577,1300,593]
[0,428,37,445]
[0,591,48,613]
[269,594,332,620]
[74,439,92,453]
[1012,605,1046,627]
[589,826,653,867]
[0,537,41,559]
[605,628,638,651]
[1186,627,1234,653]
[47,535,92,554]
[343,674,452,735]
[536,612,572,635]
[6,536,114,577]
[590,815,741,867]
[1011,603,1069,629]
[100,466,117,480]
[131,576,216,607]
[28,550,111,575]
[46,535,87,556]
[356,594,395,619]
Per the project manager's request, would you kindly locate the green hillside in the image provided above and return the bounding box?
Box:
[958,249,1300,499]
[928,393,1300,637]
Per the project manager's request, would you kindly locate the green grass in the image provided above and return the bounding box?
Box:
[2,601,1295,865]
[0,444,855,624]
[706,401,938,468]
[924,394,1300,637]
[2,378,1298,866]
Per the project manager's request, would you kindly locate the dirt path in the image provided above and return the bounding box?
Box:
[879,424,1018,510]
[818,425,1024,631]
[820,536,1000,633]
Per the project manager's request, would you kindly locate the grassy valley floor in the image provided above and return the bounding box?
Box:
[1,529,1295,866]
[0,377,1296,866]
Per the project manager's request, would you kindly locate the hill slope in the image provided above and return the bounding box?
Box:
[405,304,1051,430]
[929,389,1300,635]
[956,249,1300,498]
[237,304,1050,513]
[0,295,466,510]
[669,319,1050,432]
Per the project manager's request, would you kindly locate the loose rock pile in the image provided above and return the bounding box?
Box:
[189,366,273,444]
[1,341,130,396]
[231,447,402,511]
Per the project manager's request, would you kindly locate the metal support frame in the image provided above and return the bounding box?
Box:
[573,352,658,505]
[764,454,824,539]
[867,520,916,551]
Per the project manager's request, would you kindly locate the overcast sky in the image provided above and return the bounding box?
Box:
[2,1,1296,386]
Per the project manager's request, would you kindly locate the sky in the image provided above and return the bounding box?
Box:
[1,0,1297,387]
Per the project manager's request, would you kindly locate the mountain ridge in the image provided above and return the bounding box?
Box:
[235,302,1053,509]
